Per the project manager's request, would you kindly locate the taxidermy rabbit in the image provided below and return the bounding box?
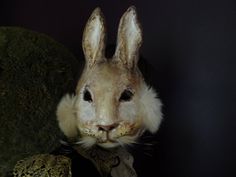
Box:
[56,6,162,150]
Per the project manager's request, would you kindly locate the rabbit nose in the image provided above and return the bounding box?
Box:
[97,123,118,132]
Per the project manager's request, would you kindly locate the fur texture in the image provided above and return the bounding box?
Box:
[57,81,162,148]
[139,84,163,133]
[56,6,162,149]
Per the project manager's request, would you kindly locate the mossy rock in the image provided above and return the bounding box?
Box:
[0,27,80,176]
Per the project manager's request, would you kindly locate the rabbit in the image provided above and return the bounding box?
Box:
[56,6,162,149]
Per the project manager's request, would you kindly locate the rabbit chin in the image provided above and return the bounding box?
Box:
[98,135,139,148]
[77,134,138,149]
[98,141,120,148]
[76,136,119,148]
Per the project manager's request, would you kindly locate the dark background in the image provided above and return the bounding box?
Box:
[1,0,236,177]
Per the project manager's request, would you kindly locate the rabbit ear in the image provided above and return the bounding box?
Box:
[82,7,106,67]
[114,6,142,68]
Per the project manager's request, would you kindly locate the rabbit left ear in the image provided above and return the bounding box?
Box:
[114,6,142,69]
[82,7,106,67]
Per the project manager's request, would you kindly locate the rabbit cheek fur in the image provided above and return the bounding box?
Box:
[56,6,162,149]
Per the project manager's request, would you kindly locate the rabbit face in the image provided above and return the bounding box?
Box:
[75,62,144,148]
[57,6,162,149]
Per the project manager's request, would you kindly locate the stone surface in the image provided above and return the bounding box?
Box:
[0,27,79,177]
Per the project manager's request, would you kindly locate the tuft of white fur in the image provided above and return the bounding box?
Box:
[56,94,78,138]
[117,134,139,147]
[75,136,97,148]
[140,84,163,133]
[119,101,137,123]
[76,93,96,122]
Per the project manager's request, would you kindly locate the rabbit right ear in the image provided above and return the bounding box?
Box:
[82,7,106,67]
[114,6,142,69]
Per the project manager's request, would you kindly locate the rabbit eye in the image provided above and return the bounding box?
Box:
[83,89,93,102]
[119,89,133,102]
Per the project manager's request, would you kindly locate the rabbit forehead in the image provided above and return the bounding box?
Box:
[77,62,142,92]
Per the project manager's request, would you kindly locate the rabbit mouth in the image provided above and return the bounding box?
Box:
[97,137,120,148]
[78,124,142,148]
[96,127,143,148]
[76,121,142,148]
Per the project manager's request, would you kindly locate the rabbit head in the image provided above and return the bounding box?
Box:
[57,6,162,149]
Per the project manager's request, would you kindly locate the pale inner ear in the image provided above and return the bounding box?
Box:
[87,17,103,59]
[114,7,142,68]
[82,8,106,66]
[124,12,141,59]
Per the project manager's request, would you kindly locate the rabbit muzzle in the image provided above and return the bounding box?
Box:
[78,120,142,148]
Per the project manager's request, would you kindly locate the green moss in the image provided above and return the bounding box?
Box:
[0,27,80,176]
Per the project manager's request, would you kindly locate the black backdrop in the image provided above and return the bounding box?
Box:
[1,0,236,177]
